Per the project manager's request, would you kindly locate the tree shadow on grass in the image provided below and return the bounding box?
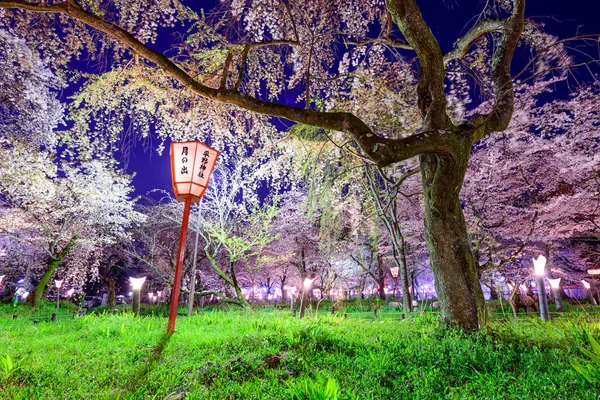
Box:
[123,331,173,396]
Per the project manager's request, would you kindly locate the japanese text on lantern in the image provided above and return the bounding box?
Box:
[170,141,219,203]
[181,146,189,175]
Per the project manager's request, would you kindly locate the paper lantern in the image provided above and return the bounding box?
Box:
[170,141,219,203]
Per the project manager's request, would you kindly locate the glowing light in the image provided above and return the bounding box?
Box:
[303,278,315,290]
[129,277,146,290]
[67,288,75,297]
[547,278,561,290]
[532,255,546,277]
[582,280,591,289]
[588,269,600,275]
[0,275,5,284]
[170,141,220,203]
[390,267,399,278]
[54,280,63,288]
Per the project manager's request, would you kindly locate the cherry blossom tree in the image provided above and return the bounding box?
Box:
[0,144,144,307]
[0,30,64,148]
[463,80,600,288]
[1,0,588,329]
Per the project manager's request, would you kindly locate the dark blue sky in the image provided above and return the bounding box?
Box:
[125,0,600,199]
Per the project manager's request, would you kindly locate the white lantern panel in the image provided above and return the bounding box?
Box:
[177,183,191,196]
[171,142,197,186]
[191,184,203,197]
[191,144,218,188]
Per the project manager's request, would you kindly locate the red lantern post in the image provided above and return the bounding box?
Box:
[168,141,219,334]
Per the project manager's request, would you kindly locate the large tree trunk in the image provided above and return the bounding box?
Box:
[420,151,487,330]
[29,237,77,308]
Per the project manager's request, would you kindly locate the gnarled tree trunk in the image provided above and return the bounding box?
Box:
[420,149,487,330]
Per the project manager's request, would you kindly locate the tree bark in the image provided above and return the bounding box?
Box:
[28,236,77,308]
[398,236,413,312]
[229,261,251,309]
[420,149,487,330]
[107,278,116,308]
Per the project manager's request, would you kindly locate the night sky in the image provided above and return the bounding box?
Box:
[117,0,600,199]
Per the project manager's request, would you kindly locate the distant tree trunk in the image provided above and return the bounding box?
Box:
[420,149,487,330]
[365,167,411,310]
[229,261,251,308]
[279,273,287,303]
[29,237,77,308]
[377,254,386,301]
[107,278,117,308]
[397,236,412,312]
[489,284,499,300]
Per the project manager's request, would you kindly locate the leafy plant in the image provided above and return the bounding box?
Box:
[286,375,340,400]
[1,353,28,380]
[572,329,600,385]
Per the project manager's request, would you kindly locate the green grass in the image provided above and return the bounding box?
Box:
[1,302,599,399]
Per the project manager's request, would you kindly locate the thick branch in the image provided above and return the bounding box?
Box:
[387,0,448,128]
[0,0,449,166]
[220,50,234,89]
[473,0,526,142]
[444,19,505,65]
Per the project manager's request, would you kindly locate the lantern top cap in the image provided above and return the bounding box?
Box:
[582,280,591,289]
[129,276,147,290]
[547,277,561,289]
[533,255,546,276]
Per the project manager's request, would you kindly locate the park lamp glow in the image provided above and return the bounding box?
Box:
[582,280,591,289]
[0,275,5,285]
[547,278,561,290]
[390,266,399,279]
[129,276,146,291]
[67,288,75,297]
[303,277,315,290]
[54,279,63,289]
[533,255,546,277]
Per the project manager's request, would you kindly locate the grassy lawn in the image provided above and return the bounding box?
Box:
[1,302,599,399]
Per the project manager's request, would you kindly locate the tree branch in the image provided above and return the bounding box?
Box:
[387,0,449,128]
[443,18,505,65]
[473,0,526,142]
[0,0,451,166]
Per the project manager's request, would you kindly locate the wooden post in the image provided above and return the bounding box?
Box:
[168,197,192,334]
